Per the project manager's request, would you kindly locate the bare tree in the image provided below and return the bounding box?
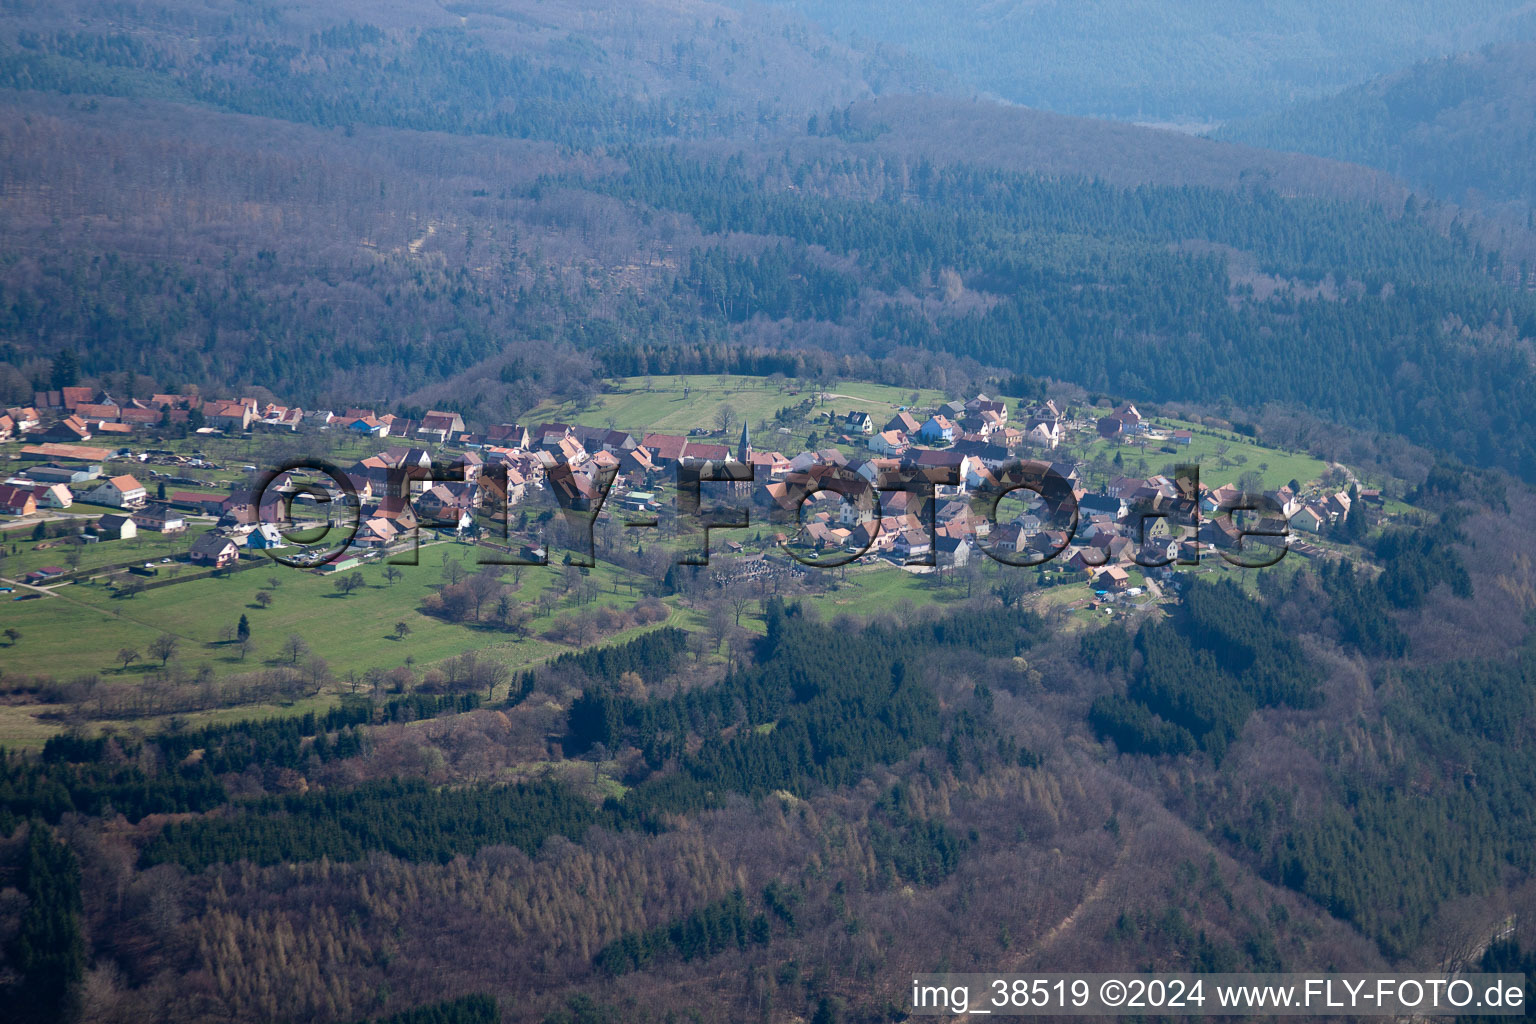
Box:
[714,403,738,434]
[117,647,141,672]
[148,634,179,667]
[707,603,732,651]
[303,655,331,692]
[254,590,273,608]
[466,569,502,620]
[280,633,309,664]
[726,583,753,627]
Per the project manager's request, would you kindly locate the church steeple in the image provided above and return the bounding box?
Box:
[737,419,751,464]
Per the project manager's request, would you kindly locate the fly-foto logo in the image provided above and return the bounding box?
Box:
[247,458,1290,571]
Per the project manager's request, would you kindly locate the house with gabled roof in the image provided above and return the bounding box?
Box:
[1096,565,1131,591]
[918,415,956,444]
[1292,506,1326,534]
[96,513,137,540]
[133,503,185,533]
[868,429,909,456]
[416,410,466,442]
[485,423,530,449]
[29,482,74,509]
[203,399,254,431]
[189,532,240,568]
[84,474,147,509]
[0,483,38,516]
[42,415,93,442]
[641,433,689,465]
[59,386,95,410]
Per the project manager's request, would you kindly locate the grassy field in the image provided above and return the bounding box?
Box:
[526,374,959,438]
[0,522,216,579]
[0,542,685,745]
[1065,411,1335,494]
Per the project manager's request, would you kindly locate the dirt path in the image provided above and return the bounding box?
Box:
[1014,835,1137,965]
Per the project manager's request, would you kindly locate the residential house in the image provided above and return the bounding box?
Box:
[936,530,974,566]
[1095,565,1131,592]
[685,442,731,463]
[343,415,389,438]
[918,415,955,444]
[30,483,74,509]
[964,395,1008,422]
[641,433,689,466]
[189,533,240,568]
[746,450,792,478]
[354,517,400,548]
[134,504,186,533]
[1292,506,1326,534]
[485,423,530,449]
[84,474,147,509]
[884,410,921,436]
[1325,490,1353,521]
[0,483,38,516]
[96,513,137,540]
[844,410,874,434]
[203,399,255,432]
[245,523,287,549]
[7,406,41,432]
[891,528,933,562]
[41,416,93,442]
[415,483,476,531]
[618,445,657,481]
[120,407,165,429]
[417,410,466,443]
[1096,415,1128,440]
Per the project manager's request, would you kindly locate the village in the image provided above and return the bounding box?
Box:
[2,382,1386,611]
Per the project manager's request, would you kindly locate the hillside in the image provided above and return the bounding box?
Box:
[1217,40,1536,211]
[759,0,1536,122]
[0,0,946,143]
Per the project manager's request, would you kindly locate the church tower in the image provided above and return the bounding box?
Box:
[734,419,753,498]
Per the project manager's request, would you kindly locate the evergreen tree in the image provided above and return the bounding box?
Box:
[9,824,85,1022]
[49,351,78,390]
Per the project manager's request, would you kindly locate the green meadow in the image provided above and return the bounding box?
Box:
[527,374,956,438]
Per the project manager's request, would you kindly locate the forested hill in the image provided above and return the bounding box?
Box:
[1217,40,1536,211]
[0,0,940,146]
[3,0,1536,483]
[760,0,1536,122]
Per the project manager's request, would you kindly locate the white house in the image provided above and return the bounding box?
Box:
[844,411,874,434]
[84,474,147,508]
[868,429,909,456]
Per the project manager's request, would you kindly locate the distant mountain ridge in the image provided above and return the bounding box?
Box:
[757,0,1536,121]
[1217,40,1536,210]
